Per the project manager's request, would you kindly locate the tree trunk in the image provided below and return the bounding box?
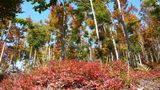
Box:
[61,38,65,60]
[89,0,101,49]
[116,0,134,67]
[60,27,66,61]
[146,52,149,62]
[111,52,114,61]
[60,5,66,61]
[0,21,12,65]
[149,50,154,63]
[110,27,119,60]
[0,42,6,65]
[48,46,51,60]
[89,46,93,61]
[29,46,33,65]
[33,50,37,66]
[135,54,138,63]
[137,28,146,61]
[90,0,99,40]
[138,54,142,65]
[106,4,119,60]
[45,46,48,61]
[0,30,4,40]
[156,38,160,61]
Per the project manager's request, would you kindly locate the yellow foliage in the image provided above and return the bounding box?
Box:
[91,29,96,37]
[49,8,59,29]
[86,18,94,27]
[119,44,127,50]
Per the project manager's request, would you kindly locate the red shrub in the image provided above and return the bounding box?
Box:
[0,60,159,90]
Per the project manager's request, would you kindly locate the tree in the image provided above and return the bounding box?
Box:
[141,0,160,64]
[0,0,23,72]
[49,2,68,60]
[111,0,136,67]
[89,0,100,45]
[0,0,23,21]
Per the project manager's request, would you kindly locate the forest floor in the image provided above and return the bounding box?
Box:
[124,64,160,90]
[121,78,160,90]
[0,60,160,90]
[138,79,160,90]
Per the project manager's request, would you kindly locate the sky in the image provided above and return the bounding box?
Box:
[16,0,141,22]
[16,2,50,22]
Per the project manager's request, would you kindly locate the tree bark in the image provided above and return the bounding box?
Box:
[116,0,134,67]
[138,54,142,65]
[60,4,66,61]
[89,0,99,40]
[111,52,114,61]
[29,46,33,65]
[110,27,119,60]
[149,50,154,63]
[106,4,119,60]
[0,21,12,65]
[33,50,37,66]
[89,0,102,50]
[89,46,93,61]
[48,46,51,60]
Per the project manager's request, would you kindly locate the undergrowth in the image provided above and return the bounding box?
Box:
[0,60,159,90]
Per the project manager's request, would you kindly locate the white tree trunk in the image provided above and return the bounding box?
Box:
[0,42,6,64]
[48,46,51,60]
[89,46,93,61]
[111,52,114,61]
[110,27,119,60]
[138,54,142,65]
[0,21,12,64]
[135,54,138,62]
[33,50,37,66]
[106,5,119,60]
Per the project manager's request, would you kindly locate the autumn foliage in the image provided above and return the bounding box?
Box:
[0,60,160,90]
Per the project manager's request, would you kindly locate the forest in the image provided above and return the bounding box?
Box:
[0,0,160,89]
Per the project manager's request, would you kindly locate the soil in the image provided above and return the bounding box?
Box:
[138,79,160,90]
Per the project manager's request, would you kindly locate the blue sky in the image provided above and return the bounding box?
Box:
[16,2,50,22]
[16,0,141,22]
